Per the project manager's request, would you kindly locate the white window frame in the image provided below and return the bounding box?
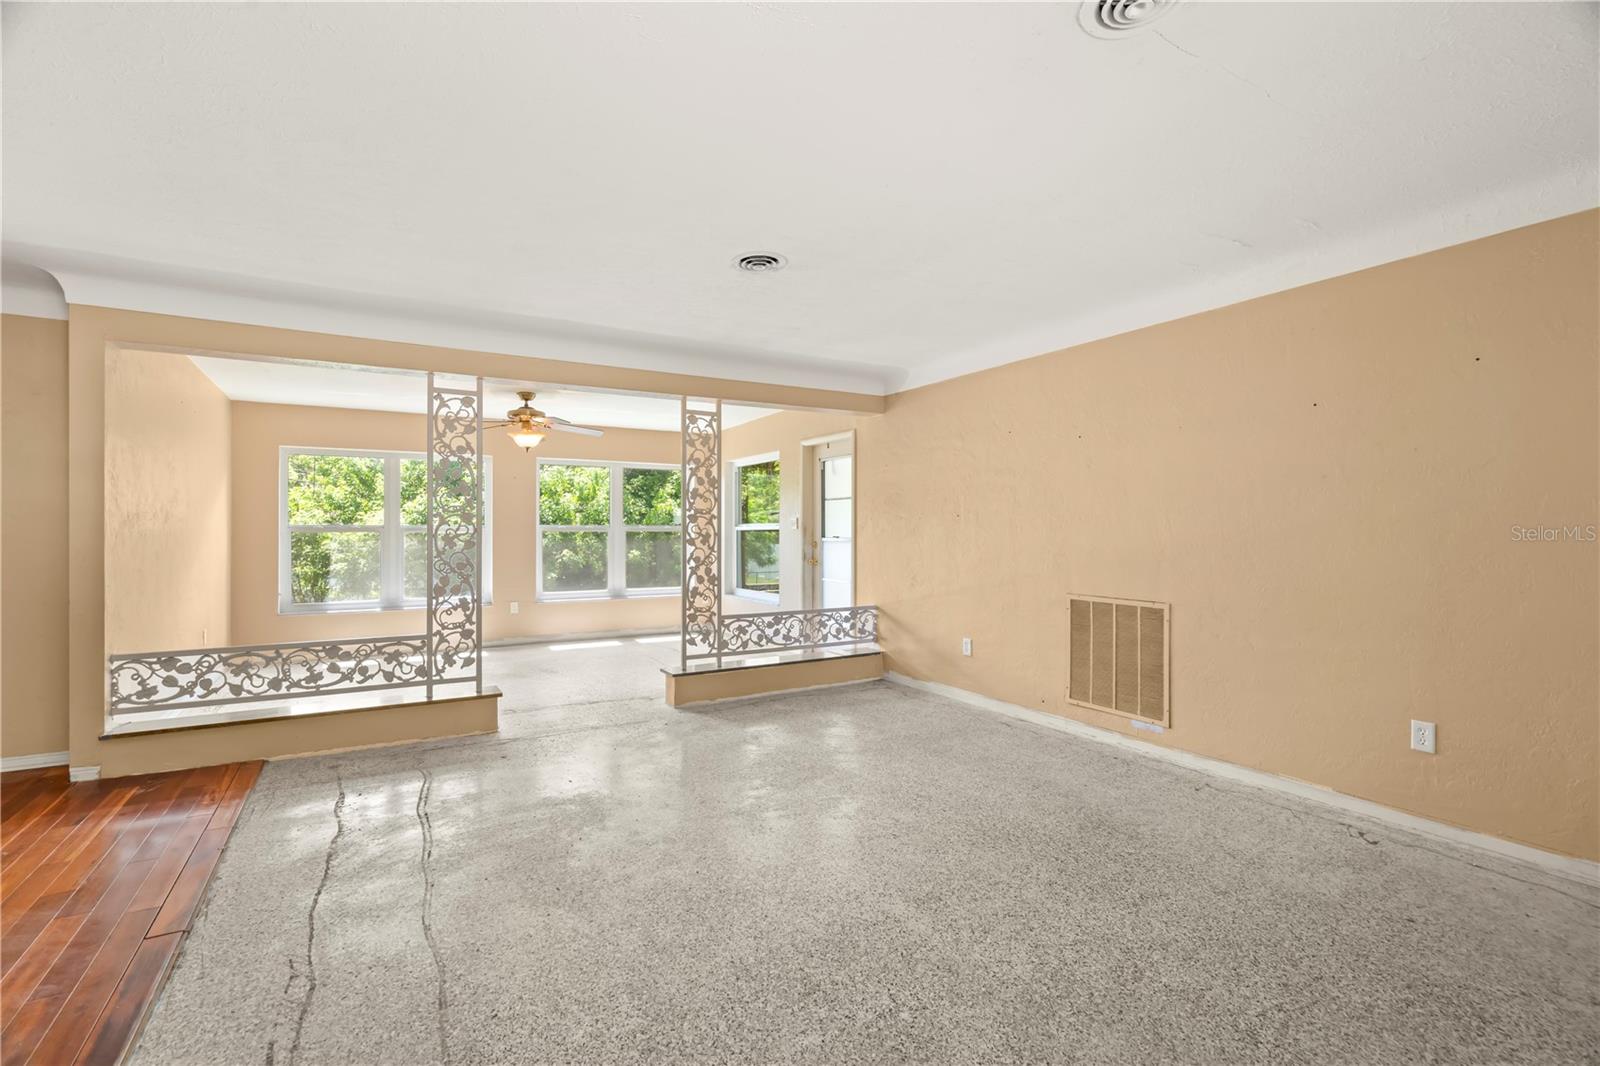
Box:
[536,458,681,601]
[278,446,492,614]
[727,452,781,604]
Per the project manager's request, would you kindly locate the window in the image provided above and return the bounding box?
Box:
[280,447,492,612]
[537,460,681,599]
[731,455,780,600]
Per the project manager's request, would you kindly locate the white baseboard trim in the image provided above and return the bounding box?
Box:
[884,672,1600,888]
[486,627,677,649]
[68,764,102,783]
[0,750,69,772]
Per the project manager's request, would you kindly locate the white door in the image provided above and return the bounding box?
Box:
[816,453,853,609]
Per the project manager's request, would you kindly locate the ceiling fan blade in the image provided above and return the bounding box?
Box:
[549,423,605,438]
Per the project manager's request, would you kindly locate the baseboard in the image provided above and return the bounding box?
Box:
[0,750,69,772]
[69,764,102,782]
[486,627,676,648]
[674,676,878,709]
[884,672,1600,888]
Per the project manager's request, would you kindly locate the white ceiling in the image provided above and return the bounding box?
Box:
[184,355,774,432]
[4,3,1596,394]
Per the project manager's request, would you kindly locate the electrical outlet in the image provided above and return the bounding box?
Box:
[962,637,972,656]
[509,601,520,615]
[1410,719,1436,754]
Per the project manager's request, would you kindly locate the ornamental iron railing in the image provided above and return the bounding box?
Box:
[719,605,879,655]
[108,636,431,712]
[107,373,485,715]
[425,373,484,697]
[681,398,722,668]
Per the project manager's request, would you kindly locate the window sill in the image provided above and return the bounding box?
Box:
[730,591,780,605]
[279,601,493,617]
[536,590,681,605]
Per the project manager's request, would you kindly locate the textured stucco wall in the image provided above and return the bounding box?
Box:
[851,210,1600,860]
[1,314,70,758]
[104,348,233,653]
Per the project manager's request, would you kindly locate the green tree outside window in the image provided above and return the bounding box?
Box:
[539,462,683,593]
[287,454,384,604]
[285,451,490,607]
[734,460,780,595]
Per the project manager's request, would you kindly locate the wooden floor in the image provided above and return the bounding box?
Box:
[0,761,262,1066]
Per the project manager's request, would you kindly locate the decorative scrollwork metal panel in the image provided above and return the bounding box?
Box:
[427,374,484,695]
[681,400,722,667]
[719,606,879,654]
[108,636,430,713]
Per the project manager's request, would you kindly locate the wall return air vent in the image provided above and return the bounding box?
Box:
[1068,595,1170,726]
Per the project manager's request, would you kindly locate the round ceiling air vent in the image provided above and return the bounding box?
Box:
[1079,0,1180,38]
[734,252,787,273]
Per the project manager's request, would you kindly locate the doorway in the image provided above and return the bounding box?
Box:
[813,449,854,609]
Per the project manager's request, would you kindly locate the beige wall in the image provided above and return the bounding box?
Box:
[104,348,232,653]
[96,691,499,778]
[665,653,883,706]
[1,314,70,758]
[229,400,680,645]
[851,210,1600,861]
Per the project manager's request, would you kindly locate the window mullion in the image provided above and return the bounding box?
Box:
[728,464,740,592]
[382,455,401,608]
[610,461,625,595]
[279,447,290,611]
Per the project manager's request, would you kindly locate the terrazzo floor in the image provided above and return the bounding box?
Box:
[131,639,1600,1065]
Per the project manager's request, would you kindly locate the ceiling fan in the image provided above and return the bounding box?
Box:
[483,391,604,451]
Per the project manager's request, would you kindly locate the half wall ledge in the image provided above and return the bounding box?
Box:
[97,686,501,777]
[663,649,883,707]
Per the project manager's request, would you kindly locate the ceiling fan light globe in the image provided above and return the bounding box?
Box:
[509,427,547,451]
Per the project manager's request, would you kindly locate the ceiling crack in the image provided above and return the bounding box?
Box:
[1154,29,1288,112]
